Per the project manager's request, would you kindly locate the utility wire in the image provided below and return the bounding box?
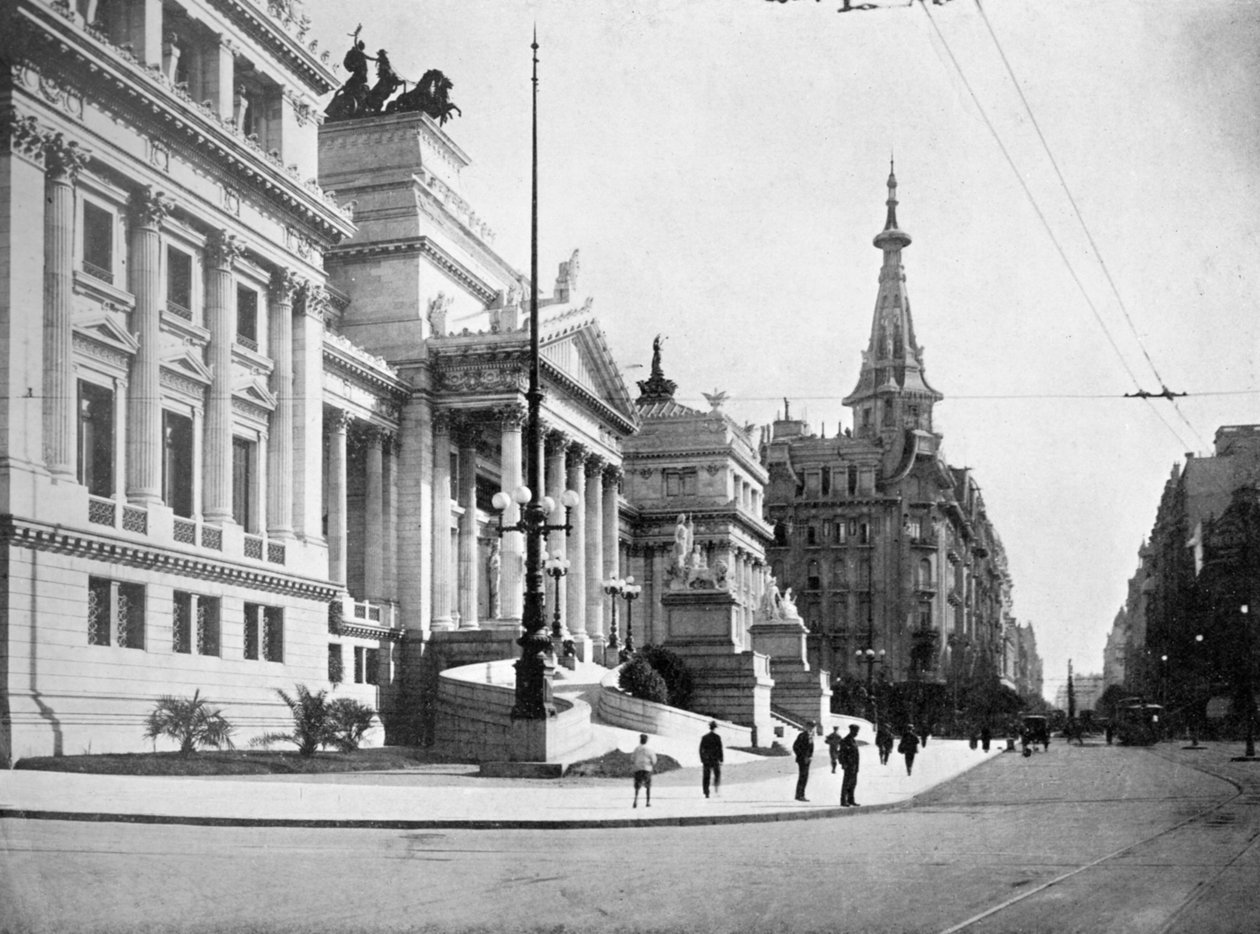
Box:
[915,0,1197,453]
[971,0,1207,450]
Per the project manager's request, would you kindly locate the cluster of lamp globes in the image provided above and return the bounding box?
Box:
[857,648,886,661]
[490,486,581,517]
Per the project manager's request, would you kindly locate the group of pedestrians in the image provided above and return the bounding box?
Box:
[630,718,927,809]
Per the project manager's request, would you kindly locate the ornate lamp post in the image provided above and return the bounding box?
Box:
[621,577,643,659]
[603,577,624,657]
[855,647,885,721]
[485,32,586,720]
[543,551,571,641]
[1242,604,1255,760]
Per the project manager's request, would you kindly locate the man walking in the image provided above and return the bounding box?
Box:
[875,722,894,765]
[838,724,861,806]
[699,720,723,798]
[793,720,815,801]
[899,723,921,776]
[631,734,656,808]
[824,725,844,773]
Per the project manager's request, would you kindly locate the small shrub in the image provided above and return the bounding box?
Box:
[327,697,376,752]
[252,684,334,756]
[143,690,234,755]
[619,657,668,705]
[637,644,695,710]
[328,643,344,685]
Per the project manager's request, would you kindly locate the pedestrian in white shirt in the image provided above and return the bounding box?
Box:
[631,734,657,808]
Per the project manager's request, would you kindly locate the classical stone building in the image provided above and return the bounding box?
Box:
[1,0,792,763]
[761,169,1022,726]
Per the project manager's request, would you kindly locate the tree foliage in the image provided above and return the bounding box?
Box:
[619,657,669,705]
[635,644,696,710]
[143,690,234,755]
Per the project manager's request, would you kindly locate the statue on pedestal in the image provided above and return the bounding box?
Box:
[488,541,502,618]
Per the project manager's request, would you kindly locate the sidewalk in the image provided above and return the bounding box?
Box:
[0,739,1001,830]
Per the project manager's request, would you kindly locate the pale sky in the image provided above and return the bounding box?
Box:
[305,0,1260,702]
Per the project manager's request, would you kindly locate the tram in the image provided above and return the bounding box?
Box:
[1113,699,1164,746]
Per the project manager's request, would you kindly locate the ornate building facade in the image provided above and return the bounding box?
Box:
[1,0,784,763]
[761,169,1026,725]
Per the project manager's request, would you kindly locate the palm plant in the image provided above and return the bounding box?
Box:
[327,697,376,752]
[252,684,334,756]
[143,690,234,755]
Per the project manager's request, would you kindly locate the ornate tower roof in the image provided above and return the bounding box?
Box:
[842,164,942,440]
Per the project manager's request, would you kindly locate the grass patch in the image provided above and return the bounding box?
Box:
[14,746,465,776]
[564,748,682,779]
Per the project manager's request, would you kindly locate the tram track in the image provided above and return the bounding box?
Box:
[935,748,1258,934]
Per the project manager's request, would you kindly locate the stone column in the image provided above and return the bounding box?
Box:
[565,444,588,652]
[202,230,242,523]
[382,433,397,600]
[545,431,570,637]
[430,410,454,631]
[123,187,172,504]
[41,135,91,478]
[584,454,605,648]
[455,417,480,630]
[292,283,325,542]
[496,404,526,624]
[603,465,621,583]
[266,268,297,539]
[364,427,385,599]
[326,410,349,586]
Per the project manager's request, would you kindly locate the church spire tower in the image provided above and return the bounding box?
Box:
[843,163,942,441]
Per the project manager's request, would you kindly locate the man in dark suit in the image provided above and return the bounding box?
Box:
[699,720,724,798]
[838,724,861,806]
[793,720,816,801]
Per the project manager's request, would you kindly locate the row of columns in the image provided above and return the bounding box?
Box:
[324,414,397,598]
[427,406,623,656]
[37,128,317,543]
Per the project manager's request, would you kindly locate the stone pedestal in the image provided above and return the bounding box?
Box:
[660,590,774,745]
[750,612,833,728]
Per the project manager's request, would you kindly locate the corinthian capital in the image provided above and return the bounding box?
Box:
[298,280,329,320]
[269,268,300,304]
[2,110,44,161]
[492,403,528,430]
[206,229,244,269]
[42,132,91,182]
[128,186,174,229]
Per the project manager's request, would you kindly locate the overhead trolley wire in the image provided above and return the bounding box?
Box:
[971,0,1207,450]
[915,0,1198,453]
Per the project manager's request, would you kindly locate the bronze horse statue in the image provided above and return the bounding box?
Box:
[387,69,462,125]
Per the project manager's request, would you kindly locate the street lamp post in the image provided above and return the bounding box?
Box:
[543,552,570,642]
[486,32,586,721]
[855,647,885,721]
[621,577,642,659]
[603,577,623,658]
[1242,604,1255,760]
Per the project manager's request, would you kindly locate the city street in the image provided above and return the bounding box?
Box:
[3,742,1258,933]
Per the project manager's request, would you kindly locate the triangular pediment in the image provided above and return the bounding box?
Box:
[541,316,637,427]
[73,311,140,356]
[233,375,277,411]
[161,348,212,386]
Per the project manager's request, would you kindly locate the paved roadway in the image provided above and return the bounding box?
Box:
[2,741,1258,934]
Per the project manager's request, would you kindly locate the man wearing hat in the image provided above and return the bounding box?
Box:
[838,724,862,806]
[792,720,816,802]
[699,720,724,798]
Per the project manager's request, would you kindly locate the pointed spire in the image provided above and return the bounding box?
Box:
[874,156,911,252]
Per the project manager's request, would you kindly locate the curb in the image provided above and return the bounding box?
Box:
[0,799,906,831]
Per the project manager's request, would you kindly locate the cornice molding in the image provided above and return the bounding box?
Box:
[324,236,497,304]
[0,516,339,600]
[5,6,354,242]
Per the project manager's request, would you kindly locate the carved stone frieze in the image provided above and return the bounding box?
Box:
[437,365,527,394]
[431,409,454,435]
[148,139,170,172]
[2,109,44,161]
[299,281,329,320]
[221,185,241,217]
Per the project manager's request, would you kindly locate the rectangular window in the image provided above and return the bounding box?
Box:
[77,380,114,497]
[665,469,697,496]
[166,246,192,318]
[236,285,258,350]
[197,596,221,657]
[82,201,113,282]
[836,521,847,544]
[173,590,192,653]
[822,520,832,541]
[805,472,820,495]
[906,517,921,539]
[232,437,253,530]
[354,646,365,684]
[328,643,343,682]
[163,411,195,518]
[859,522,870,545]
[847,466,858,496]
[263,606,284,662]
[821,469,831,495]
[87,576,111,646]
[243,603,260,660]
[918,601,934,630]
[89,577,145,649]
[806,524,817,546]
[365,648,380,686]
